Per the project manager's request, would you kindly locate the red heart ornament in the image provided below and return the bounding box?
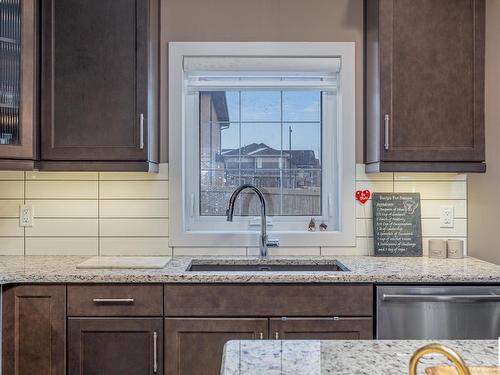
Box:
[356,190,371,204]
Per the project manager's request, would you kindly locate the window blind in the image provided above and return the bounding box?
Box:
[184,56,340,91]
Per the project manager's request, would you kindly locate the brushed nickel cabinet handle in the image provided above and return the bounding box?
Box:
[92,298,135,304]
[153,331,158,373]
[384,114,390,151]
[139,113,145,149]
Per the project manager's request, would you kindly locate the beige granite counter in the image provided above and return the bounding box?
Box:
[221,340,498,375]
[0,255,499,284]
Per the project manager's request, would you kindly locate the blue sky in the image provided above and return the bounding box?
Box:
[214,91,322,158]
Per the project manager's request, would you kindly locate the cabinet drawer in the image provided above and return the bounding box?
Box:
[164,284,373,317]
[68,284,163,316]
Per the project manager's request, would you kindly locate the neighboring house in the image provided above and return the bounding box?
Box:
[220,142,320,189]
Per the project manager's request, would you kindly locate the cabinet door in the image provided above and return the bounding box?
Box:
[379,0,484,162]
[68,318,163,375]
[40,0,150,162]
[269,317,373,340]
[2,285,66,375]
[165,318,267,375]
[0,0,37,165]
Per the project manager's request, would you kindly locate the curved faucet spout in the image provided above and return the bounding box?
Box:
[226,184,274,258]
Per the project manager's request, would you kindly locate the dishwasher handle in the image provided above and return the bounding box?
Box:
[382,293,500,303]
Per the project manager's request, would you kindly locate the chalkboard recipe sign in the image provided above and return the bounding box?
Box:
[372,193,422,257]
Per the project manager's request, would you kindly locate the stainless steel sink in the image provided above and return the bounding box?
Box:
[187,261,349,272]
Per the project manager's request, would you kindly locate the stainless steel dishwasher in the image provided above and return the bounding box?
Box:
[377,285,500,339]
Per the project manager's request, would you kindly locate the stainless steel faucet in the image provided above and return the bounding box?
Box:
[226,184,279,258]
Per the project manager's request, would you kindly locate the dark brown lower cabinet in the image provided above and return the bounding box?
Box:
[2,285,66,375]
[164,318,268,375]
[269,317,373,340]
[68,318,163,375]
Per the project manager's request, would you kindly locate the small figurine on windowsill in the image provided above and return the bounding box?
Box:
[308,218,316,232]
[319,222,328,231]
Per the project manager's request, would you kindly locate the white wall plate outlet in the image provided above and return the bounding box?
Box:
[19,204,34,227]
[439,205,454,228]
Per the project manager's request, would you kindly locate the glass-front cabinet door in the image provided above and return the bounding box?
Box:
[0,0,37,165]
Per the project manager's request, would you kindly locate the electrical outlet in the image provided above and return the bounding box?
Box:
[440,205,454,228]
[19,204,34,227]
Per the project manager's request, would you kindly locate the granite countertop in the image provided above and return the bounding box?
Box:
[221,340,499,375]
[0,255,500,284]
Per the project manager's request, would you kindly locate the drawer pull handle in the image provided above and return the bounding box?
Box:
[153,331,158,373]
[92,298,135,304]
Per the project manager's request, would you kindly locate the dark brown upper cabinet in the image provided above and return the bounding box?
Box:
[364,0,486,173]
[40,0,159,172]
[0,0,38,170]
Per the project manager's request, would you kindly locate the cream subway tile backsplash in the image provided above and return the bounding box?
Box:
[355,181,393,193]
[0,181,24,198]
[0,219,23,236]
[0,171,24,180]
[321,238,375,256]
[28,200,98,218]
[26,219,98,237]
[26,180,98,199]
[100,237,171,256]
[99,181,169,199]
[421,219,467,237]
[26,171,98,180]
[420,200,467,219]
[0,237,24,255]
[0,163,468,256]
[25,237,99,256]
[394,181,467,199]
[173,247,247,257]
[0,200,23,217]
[99,200,169,218]
[100,219,169,237]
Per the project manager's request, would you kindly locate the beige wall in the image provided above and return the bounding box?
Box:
[160,0,364,163]
[468,0,500,264]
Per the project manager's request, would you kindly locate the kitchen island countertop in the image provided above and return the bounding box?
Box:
[221,339,499,375]
[0,255,500,284]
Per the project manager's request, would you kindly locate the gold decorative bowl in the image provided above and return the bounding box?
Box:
[409,343,500,375]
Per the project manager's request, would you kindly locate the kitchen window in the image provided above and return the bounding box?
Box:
[169,43,355,247]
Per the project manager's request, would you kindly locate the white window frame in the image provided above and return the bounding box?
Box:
[169,42,356,248]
